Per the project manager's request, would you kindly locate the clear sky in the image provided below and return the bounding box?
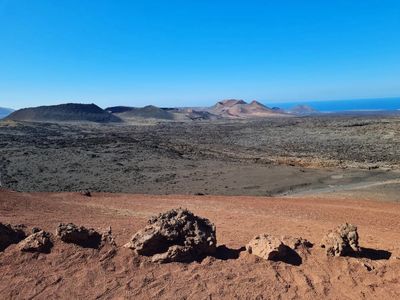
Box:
[0,0,399,109]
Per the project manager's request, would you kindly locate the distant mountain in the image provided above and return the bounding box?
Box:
[288,104,319,115]
[176,108,221,121]
[108,99,290,122]
[6,103,121,123]
[209,99,287,118]
[110,105,175,120]
[105,106,135,114]
[0,107,14,119]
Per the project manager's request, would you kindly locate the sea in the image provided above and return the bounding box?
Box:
[267,97,400,113]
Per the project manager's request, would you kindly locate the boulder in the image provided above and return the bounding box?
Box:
[246,234,287,260]
[0,223,27,251]
[320,223,360,256]
[125,208,217,263]
[56,223,102,248]
[19,230,52,253]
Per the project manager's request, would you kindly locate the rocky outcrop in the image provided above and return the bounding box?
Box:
[0,223,27,251]
[320,223,360,256]
[125,208,217,263]
[19,230,52,253]
[56,223,102,248]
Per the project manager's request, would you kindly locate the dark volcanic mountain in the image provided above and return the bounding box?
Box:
[6,103,121,123]
[110,105,175,120]
[0,107,14,119]
[105,106,135,114]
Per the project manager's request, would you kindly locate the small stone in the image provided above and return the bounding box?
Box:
[19,230,52,253]
[56,223,102,248]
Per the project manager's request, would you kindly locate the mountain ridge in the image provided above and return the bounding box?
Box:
[6,103,121,123]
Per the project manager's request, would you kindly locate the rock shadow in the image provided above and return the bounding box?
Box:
[271,247,302,266]
[347,247,391,260]
[77,234,102,249]
[214,245,246,260]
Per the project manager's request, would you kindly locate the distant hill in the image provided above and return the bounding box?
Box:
[108,105,222,122]
[0,107,14,119]
[6,103,121,123]
[209,99,287,118]
[288,104,319,115]
[110,105,175,120]
[105,106,135,114]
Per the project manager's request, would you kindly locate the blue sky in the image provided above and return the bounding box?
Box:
[0,0,399,109]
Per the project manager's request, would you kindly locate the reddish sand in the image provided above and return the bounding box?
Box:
[1,189,400,299]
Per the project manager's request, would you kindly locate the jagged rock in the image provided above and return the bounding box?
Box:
[101,226,116,247]
[125,208,217,263]
[0,223,27,251]
[246,234,287,260]
[56,223,102,248]
[320,223,360,256]
[19,230,52,253]
[281,236,313,250]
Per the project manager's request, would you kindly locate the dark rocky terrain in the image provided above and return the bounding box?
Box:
[0,115,399,198]
[6,103,120,123]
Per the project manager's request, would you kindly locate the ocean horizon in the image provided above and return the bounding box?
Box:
[267,97,400,113]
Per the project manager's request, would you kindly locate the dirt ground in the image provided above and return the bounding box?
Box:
[1,115,399,299]
[0,116,399,198]
[1,189,400,299]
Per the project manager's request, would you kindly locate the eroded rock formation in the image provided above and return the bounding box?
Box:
[125,208,217,263]
[320,223,360,256]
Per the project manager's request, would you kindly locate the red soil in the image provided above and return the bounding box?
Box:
[1,189,400,299]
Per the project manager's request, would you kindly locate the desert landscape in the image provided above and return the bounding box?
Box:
[2,1,400,298]
[1,189,400,299]
[1,105,400,299]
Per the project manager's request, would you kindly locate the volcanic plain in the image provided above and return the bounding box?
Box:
[1,114,400,299]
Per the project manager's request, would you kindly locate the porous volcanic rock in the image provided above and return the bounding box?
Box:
[320,223,360,256]
[0,223,27,251]
[246,234,288,260]
[281,236,313,250]
[19,230,52,253]
[56,223,102,248]
[125,208,217,263]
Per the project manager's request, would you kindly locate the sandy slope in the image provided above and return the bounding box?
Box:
[1,189,400,299]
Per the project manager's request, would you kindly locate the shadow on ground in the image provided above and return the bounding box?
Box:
[214,245,246,260]
[352,247,392,260]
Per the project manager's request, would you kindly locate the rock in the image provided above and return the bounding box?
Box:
[320,223,360,256]
[125,208,217,263]
[0,223,27,251]
[101,226,116,247]
[56,223,102,248]
[19,230,52,253]
[31,227,42,234]
[80,190,91,197]
[281,236,313,250]
[246,234,287,260]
